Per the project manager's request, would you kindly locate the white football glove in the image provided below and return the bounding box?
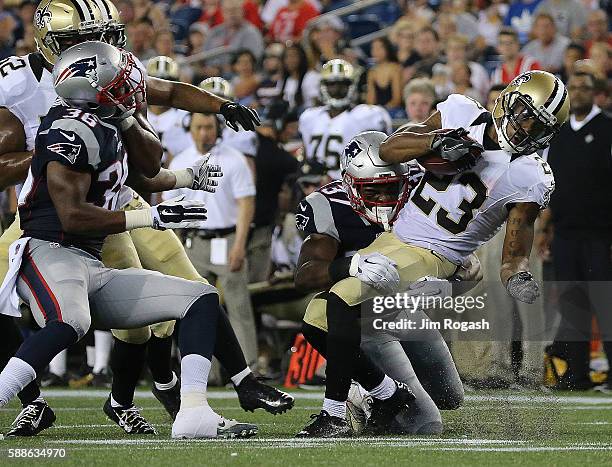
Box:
[151,195,207,230]
[506,271,540,304]
[350,252,400,294]
[187,154,223,192]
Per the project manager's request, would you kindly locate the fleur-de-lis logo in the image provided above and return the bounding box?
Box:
[512,73,532,87]
[35,3,52,30]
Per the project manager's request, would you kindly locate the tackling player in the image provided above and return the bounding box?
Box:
[0,0,292,437]
[299,59,392,179]
[0,41,256,439]
[298,71,569,436]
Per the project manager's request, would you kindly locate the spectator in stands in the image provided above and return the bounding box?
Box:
[13,0,36,43]
[541,71,612,391]
[256,43,286,108]
[449,62,481,101]
[198,0,224,28]
[131,0,169,31]
[439,0,479,43]
[403,77,436,123]
[186,23,209,57]
[280,43,320,111]
[535,0,587,39]
[477,2,506,48]
[268,0,320,43]
[407,27,443,80]
[115,0,135,24]
[588,42,611,80]
[366,37,403,112]
[559,43,586,82]
[491,28,540,84]
[307,16,345,68]
[0,9,16,60]
[203,0,264,71]
[127,18,157,62]
[584,10,611,56]
[522,13,569,73]
[154,29,177,58]
[391,20,417,68]
[398,0,434,25]
[485,83,506,111]
[504,0,543,44]
[231,49,261,107]
[445,34,491,102]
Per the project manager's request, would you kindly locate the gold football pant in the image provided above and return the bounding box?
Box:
[329,232,457,306]
[0,194,208,345]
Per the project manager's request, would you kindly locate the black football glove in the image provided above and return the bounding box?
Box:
[220,102,261,132]
[430,127,484,163]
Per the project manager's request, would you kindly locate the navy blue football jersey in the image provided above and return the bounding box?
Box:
[296,180,383,258]
[19,102,128,257]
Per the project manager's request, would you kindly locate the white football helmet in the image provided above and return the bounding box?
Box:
[342,131,421,229]
[320,59,357,109]
[53,41,146,120]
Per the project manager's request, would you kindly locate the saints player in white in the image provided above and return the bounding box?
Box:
[0,0,291,438]
[298,70,569,437]
[299,59,392,179]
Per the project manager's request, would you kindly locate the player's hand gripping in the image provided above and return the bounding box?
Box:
[220,102,261,131]
[187,154,223,192]
[151,195,207,230]
[350,252,400,294]
[430,128,484,163]
[506,271,540,304]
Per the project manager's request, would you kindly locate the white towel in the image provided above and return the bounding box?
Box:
[0,237,31,317]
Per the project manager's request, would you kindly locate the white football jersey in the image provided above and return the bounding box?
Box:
[299,104,392,179]
[393,94,555,264]
[147,107,191,162]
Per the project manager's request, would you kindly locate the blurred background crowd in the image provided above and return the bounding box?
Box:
[0,0,610,393]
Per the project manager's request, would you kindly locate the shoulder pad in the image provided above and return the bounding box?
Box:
[436,94,487,131]
[296,191,340,241]
[0,56,34,107]
[42,117,104,170]
[507,154,555,208]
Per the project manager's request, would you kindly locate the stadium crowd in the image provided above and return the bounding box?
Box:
[0,0,610,392]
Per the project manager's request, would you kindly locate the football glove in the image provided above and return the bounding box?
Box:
[187,154,223,192]
[220,102,261,132]
[350,252,400,295]
[151,195,207,230]
[506,271,540,304]
[430,128,484,163]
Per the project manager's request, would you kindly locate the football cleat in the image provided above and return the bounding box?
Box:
[6,400,56,437]
[172,405,258,439]
[152,382,181,420]
[363,381,416,435]
[346,381,372,434]
[295,411,352,438]
[236,375,295,415]
[103,397,157,435]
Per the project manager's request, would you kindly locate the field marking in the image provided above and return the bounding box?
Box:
[431,446,612,452]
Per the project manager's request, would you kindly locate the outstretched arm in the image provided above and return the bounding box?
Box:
[379,111,441,163]
[0,108,31,190]
[147,77,228,114]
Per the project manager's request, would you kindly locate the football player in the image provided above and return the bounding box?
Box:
[298,71,569,436]
[294,132,473,436]
[298,59,392,179]
[0,40,256,439]
[0,0,292,437]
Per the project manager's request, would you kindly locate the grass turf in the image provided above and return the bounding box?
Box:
[0,388,611,466]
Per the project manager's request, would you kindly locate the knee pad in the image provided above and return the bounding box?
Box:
[151,320,176,339]
[63,315,91,341]
[112,326,151,345]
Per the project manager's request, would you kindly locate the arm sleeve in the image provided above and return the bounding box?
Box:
[39,118,102,172]
[505,156,556,209]
[231,153,256,199]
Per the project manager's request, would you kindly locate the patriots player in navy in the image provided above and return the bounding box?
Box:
[0,41,258,439]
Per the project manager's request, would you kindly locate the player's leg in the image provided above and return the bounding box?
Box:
[89,267,258,438]
[0,218,55,436]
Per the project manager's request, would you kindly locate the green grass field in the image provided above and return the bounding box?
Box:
[1,388,611,466]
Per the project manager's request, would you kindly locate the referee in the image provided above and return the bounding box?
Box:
[540,71,612,390]
[166,113,258,368]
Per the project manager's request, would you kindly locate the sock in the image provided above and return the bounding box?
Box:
[147,335,174,384]
[0,358,37,407]
[154,372,177,391]
[18,381,41,406]
[180,354,211,409]
[16,321,78,374]
[93,331,112,374]
[86,346,95,368]
[178,295,220,360]
[368,375,397,400]
[110,337,147,406]
[230,367,252,387]
[48,349,67,376]
[322,398,346,418]
[110,394,127,408]
[213,306,248,377]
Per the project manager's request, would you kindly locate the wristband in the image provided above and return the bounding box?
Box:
[124,208,153,230]
[328,256,353,282]
[119,116,137,131]
[171,168,194,189]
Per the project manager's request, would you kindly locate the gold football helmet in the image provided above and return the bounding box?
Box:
[492,70,570,155]
[147,56,179,80]
[198,77,234,100]
[34,0,125,65]
[320,59,357,109]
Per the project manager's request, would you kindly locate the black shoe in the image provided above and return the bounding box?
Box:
[40,372,68,388]
[236,375,295,415]
[103,396,157,434]
[363,381,416,435]
[152,381,181,420]
[6,400,56,437]
[295,411,352,438]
